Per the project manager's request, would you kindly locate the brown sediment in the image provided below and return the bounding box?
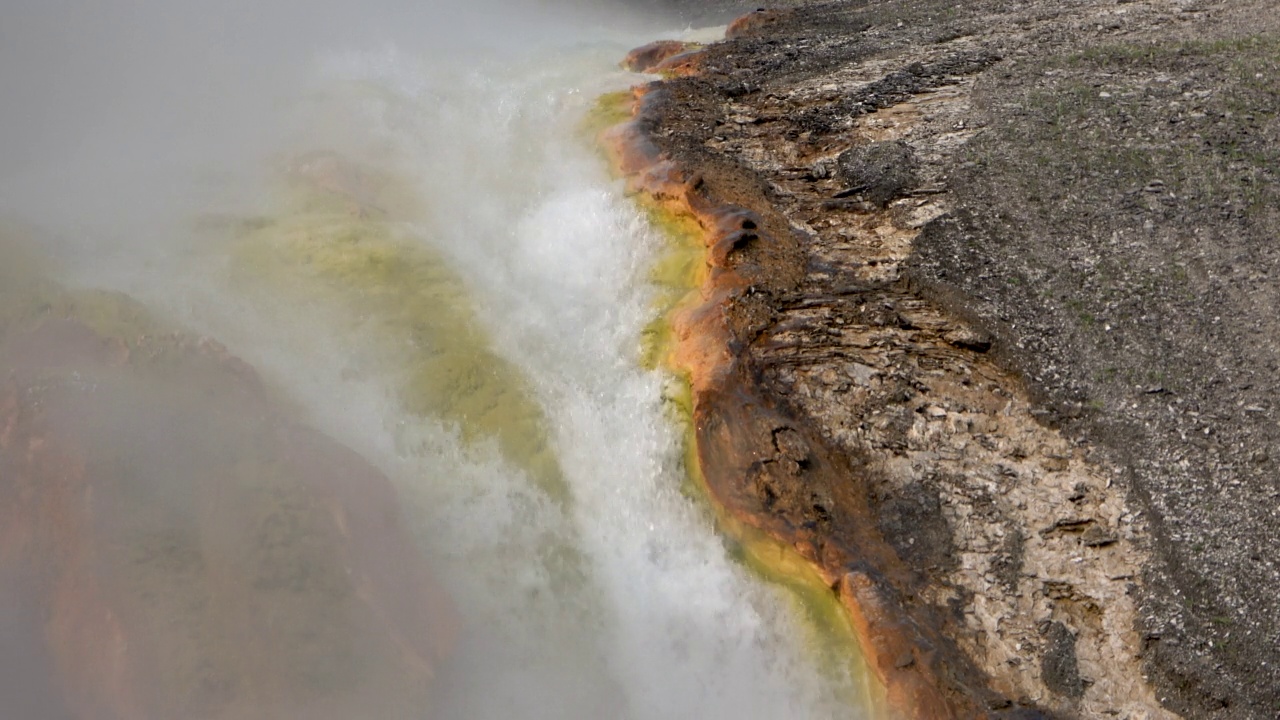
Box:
[601,82,1019,720]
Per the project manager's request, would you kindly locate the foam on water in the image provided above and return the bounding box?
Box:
[5,14,874,719]
[305,42,871,719]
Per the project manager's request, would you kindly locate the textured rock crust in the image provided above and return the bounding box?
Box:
[622,40,706,75]
[613,0,1280,717]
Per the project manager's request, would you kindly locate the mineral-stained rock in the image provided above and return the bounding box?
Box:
[622,40,701,74]
[0,279,454,719]
[725,8,793,39]
[603,82,1039,720]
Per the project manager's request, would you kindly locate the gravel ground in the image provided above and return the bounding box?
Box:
[909,3,1280,715]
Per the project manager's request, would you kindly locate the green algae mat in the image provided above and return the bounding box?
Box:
[226,155,567,500]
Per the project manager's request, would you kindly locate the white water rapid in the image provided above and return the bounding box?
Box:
[1,3,873,718]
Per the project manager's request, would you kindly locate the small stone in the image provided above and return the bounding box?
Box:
[1082,525,1119,547]
[622,40,695,73]
[1042,456,1069,472]
[772,427,810,463]
[943,325,993,352]
[1045,517,1094,534]
[1042,622,1085,698]
[835,140,919,207]
[845,362,878,386]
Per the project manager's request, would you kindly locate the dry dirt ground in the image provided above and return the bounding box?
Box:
[622,0,1280,717]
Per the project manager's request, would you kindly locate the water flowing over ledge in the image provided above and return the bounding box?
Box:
[2,10,880,718]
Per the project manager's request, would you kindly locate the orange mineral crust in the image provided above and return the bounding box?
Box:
[601,55,1037,720]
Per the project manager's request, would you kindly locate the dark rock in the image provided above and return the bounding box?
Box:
[1082,525,1119,548]
[1041,622,1084,698]
[835,140,919,207]
[874,479,955,571]
[772,426,810,463]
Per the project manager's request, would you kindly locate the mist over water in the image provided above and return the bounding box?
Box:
[2,2,871,718]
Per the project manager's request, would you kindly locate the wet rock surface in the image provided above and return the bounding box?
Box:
[0,250,455,719]
[617,0,1279,717]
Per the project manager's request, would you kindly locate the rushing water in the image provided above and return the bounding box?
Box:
[2,3,873,718]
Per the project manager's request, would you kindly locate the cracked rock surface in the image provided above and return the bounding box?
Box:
[621,0,1280,717]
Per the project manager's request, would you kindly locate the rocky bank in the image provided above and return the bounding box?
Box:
[615,0,1280,718]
